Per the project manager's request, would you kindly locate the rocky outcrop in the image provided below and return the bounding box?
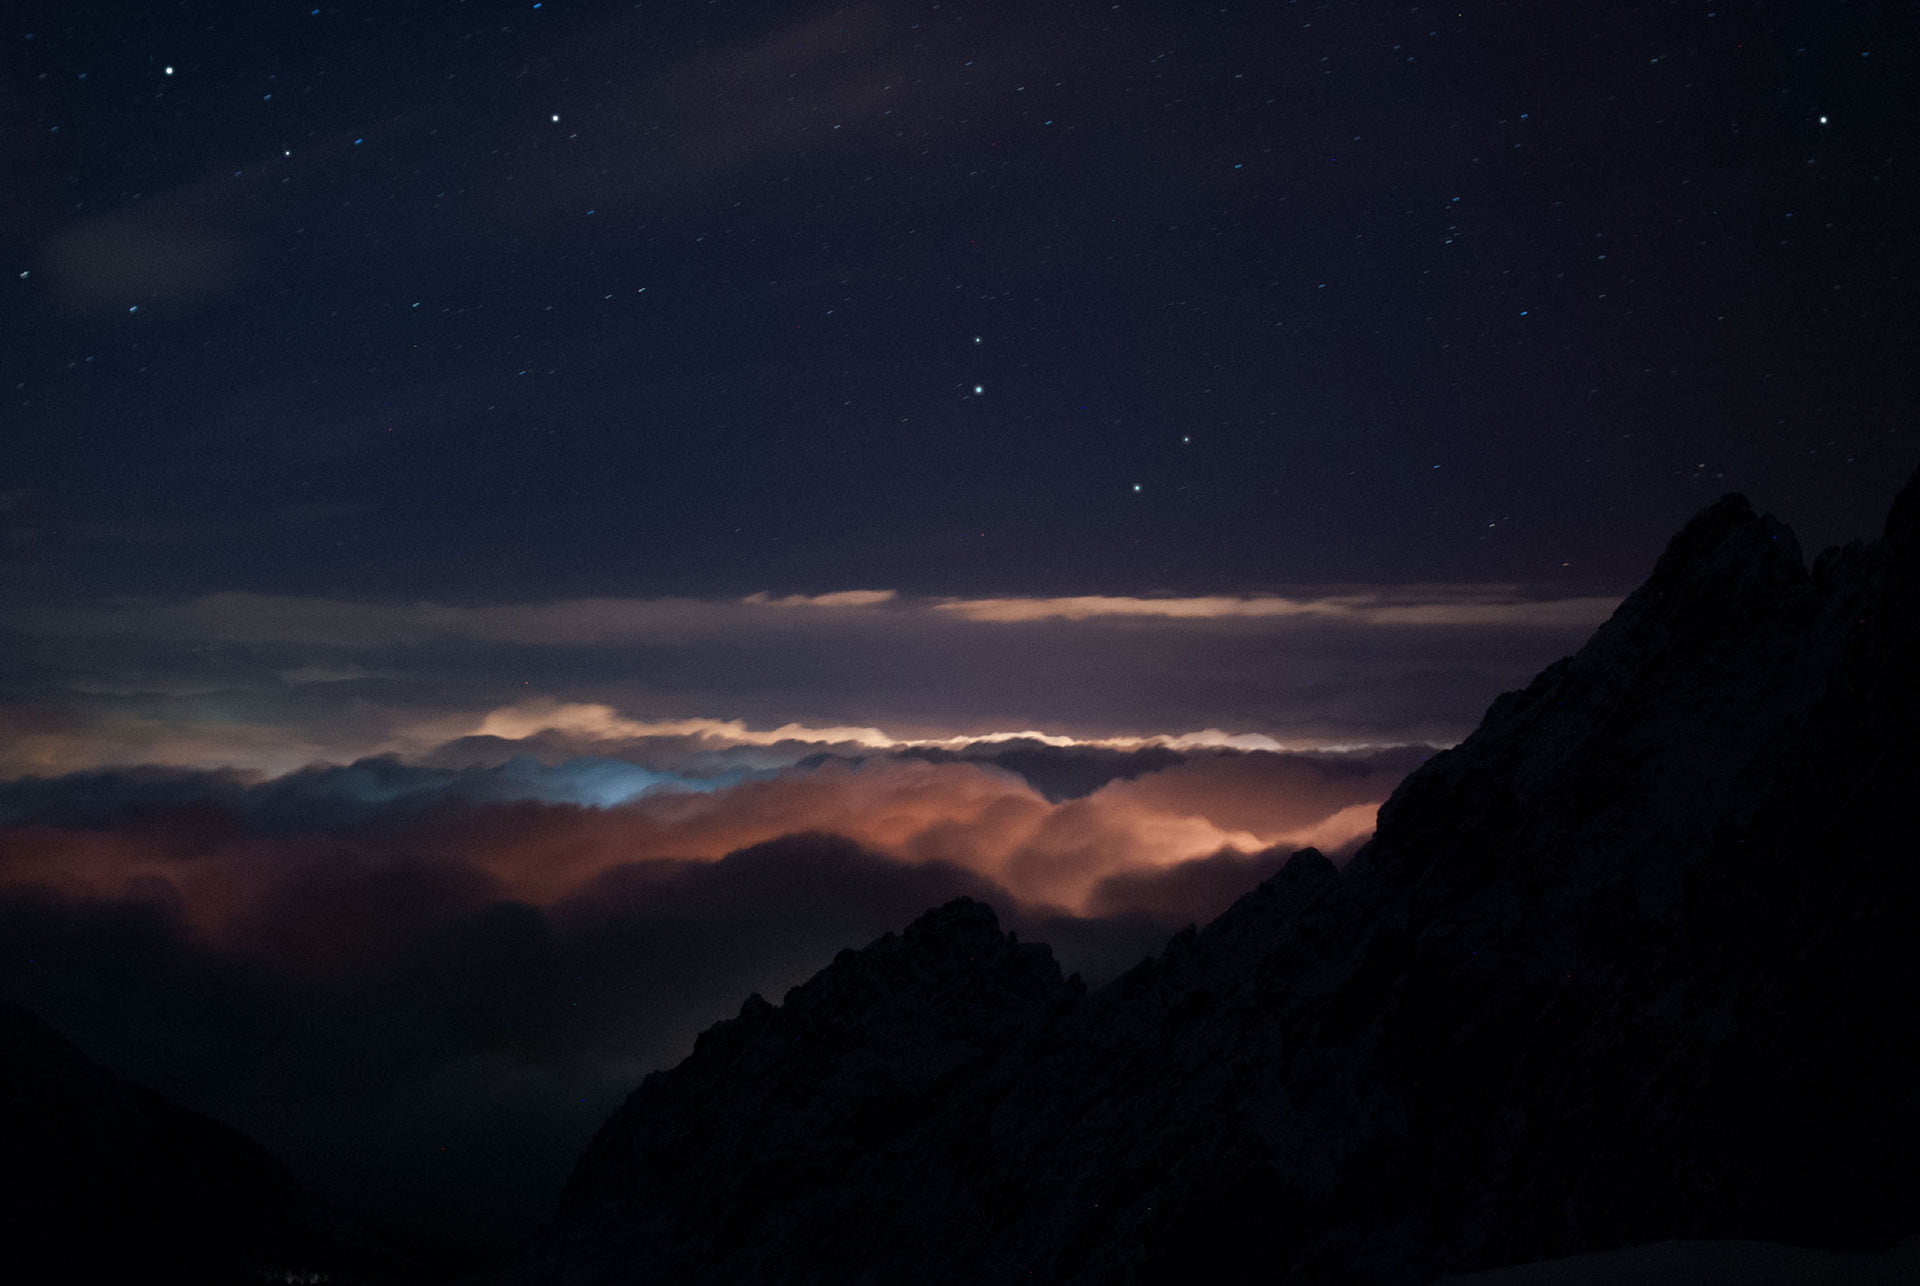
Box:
[505,470,1920,1284]
[541,898,1081,1281]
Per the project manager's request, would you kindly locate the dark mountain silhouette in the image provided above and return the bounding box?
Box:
[0,997,469,1285]
[499,469,1920,1284]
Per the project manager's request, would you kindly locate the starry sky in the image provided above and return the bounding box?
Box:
[5,0,1913,764]
[9,0,1910,596]
[0,0,1914,1249]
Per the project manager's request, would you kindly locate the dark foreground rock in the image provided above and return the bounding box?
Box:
[503,471,1920,1284]
[0,997,463,1285]
[1432,1236,1920,1285]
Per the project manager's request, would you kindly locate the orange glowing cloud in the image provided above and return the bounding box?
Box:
[435,699,1413,759]
[0,749,1395,974]
[468,701,901,750]
[22,584,1617,649]
[415,752,1387,913]
[931,590,1621,627]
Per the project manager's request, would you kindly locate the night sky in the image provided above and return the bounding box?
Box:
[2,0,1914,1249]
[11,1,1911,598]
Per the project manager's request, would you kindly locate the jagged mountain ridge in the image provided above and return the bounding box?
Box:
[510,473,1919,1284]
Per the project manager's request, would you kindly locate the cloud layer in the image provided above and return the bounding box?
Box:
[0,739,1411,1245]
[0,584,1610,776]
[0,576,1572,1244]
[0,742,1402,920]
[23,585,1618,647]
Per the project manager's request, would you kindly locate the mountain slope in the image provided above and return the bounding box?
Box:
[507,472,1919,1284]
[0,998,450,1284]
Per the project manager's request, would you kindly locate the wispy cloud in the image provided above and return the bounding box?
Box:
[514,1,1045,217]
[441,700,1415,759]
[740,590,899,609]
[39,197,250,313]
[1,582,1612,775]
[466,701,901,751]
[931,590,1622,627]
[21,592,788,648]
[21,585,1617,648]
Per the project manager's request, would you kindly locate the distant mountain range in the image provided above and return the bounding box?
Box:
[498,470,1920,1283]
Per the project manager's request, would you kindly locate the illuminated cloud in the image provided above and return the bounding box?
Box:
[0,735,1410,1242]
[469,701,900,750]
[2,584,1605,776]
[18,585,1617,648]
[0,703,340,779]
[740,590,898,609]
[932,590,1622,627]
[0,745,1399,921]
[442,699,1413,759]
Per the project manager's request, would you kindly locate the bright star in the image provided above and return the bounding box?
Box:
[972,385,984,395]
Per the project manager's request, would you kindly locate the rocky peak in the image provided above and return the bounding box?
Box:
[1363,485,1861,900]
[508,469,1920,1286]
[684,896,1073,1058]
[1106,846,1337,1004]
[547,896,1079,1281]
[1636,491,1805,597]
